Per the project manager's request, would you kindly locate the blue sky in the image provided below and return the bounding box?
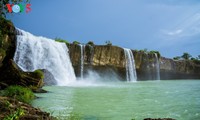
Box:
[8,0,200,58]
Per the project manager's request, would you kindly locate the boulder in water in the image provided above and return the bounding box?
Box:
[42,69,57,85]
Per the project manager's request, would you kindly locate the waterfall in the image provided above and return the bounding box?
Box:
[14,28,76,86]
[79,44,85,79]
[154,53,160,80]
[123,48,137,82]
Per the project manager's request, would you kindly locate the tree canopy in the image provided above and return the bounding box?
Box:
[181,52,192,60]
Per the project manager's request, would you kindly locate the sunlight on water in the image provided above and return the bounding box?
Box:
[32,80,200,120]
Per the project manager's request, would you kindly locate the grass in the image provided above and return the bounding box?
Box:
[2,85,35,104]
[3,108,25,120]
[55,38,70,46]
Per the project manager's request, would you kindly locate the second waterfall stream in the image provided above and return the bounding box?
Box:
[124,48,137,82]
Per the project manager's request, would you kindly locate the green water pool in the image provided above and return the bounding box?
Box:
[32,80,200,120]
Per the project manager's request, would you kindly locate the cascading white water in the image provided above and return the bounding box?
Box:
[79,44,85,79]
[154,53,160,80]
[14,28,76,86]
[123,48,137,82]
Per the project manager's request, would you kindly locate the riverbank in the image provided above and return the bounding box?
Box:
[0,96,54,120]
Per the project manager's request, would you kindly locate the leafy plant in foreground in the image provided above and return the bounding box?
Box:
[2,85,35,104]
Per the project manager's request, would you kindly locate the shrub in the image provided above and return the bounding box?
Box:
[33,70,44,79]
[191,57,195,60]
[173,56,181,60]
[149,50,161,58]
[139,48,148,54]
[2,86,35,104]
[181,52,191,60]
[192,59,200,64]
[87,41,94,46]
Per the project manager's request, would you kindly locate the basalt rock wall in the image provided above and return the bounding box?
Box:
[159,57,200,79]
[68,44,200,80]
[68,44,127,80]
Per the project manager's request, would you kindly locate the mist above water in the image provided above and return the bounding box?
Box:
[69,70,122,87]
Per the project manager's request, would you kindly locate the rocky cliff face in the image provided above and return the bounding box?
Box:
[133,51,161,80]
[0,18,16,68]
[0,18,44,89]
[69,44,126,80]
[160,57,200,79]
[1,18,199,83]
[69,44,200,80]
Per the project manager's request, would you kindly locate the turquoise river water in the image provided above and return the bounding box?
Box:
[32,80,200,120]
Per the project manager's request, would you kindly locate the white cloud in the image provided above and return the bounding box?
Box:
[163,29,183,36]
[161,12,200,38]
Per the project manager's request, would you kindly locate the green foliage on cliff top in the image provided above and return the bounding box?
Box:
[55,38,70,46]
[149,50,161,58]
[105,40,112,46]
[173,53,200,64]
[181,52,191,60]
[138,49,161,58]
[0,17,13,34]
[192,59,200,64]
[73,41,80,45]
[139,48,148,54]
[173,56,181,60]
[1,85,35,104]
[87,41,94,46]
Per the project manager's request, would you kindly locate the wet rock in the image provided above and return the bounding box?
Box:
[42,69,57,85]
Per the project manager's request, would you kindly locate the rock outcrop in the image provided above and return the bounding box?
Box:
[0,17,44,90]
[0,60,44,89]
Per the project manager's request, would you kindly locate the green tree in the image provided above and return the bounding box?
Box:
[0,0,30,17]
[87,41,94,46]
[181,52,192,60]
[105,40,112,46]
